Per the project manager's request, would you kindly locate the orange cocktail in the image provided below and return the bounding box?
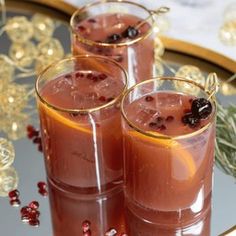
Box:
[36,55,127,195]
[121,77,216,226]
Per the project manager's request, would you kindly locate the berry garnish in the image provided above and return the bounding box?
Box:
[156,116,164,123]
[166,116,174,122]
[145,95,154,102]
[28,201,39,210]
[191,98,212,119]
[98,73,107,80]
[8,189,20,199]
[106,34,122,43]
[122,26,139,39]
[182,113,200,128]
[29,219,40,227]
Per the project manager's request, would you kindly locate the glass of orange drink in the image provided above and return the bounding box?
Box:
[121,77,216,226]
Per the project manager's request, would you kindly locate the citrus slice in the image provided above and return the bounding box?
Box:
[128,130,196,179]
[40,102,91,134]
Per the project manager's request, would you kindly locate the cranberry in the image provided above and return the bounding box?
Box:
[166,116,174,122]
[88,18,96,23]
[29,219,40,227]
[106,34,122,43]
[122,26,139,39]
[145,95,154,102]
[29,201,39,210]
[191,98,212,119]
[82,220,91,232]
[8,189,20,199]
[37,181,47,189]
[10,199,21,207]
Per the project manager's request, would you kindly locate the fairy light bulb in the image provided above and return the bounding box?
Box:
[32,14,55,41]
[219,21,236,46]
[0,138,15,170]
[0,166,19,197]
[9,41,37,67]
[0,84,29,114]
[175,65,205,95]
[5,16,33,43]
[2,113,30,140]
[0,57,14,91]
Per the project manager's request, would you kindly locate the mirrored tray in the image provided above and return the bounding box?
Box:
[0,1,235,235]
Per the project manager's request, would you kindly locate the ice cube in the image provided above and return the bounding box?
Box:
[52,77,72,94]
[94,78,118,99]
[155,93,183,108]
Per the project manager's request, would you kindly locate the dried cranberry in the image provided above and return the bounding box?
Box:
[8,189,20,199]
[122,26,139,39]
[191,98,212,119]
[145,95,154,102]
[166,116,174,122]
[29,201,39,210]
[106,34,122,43]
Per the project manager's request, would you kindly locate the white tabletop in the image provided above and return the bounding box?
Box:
[65,0,236,61]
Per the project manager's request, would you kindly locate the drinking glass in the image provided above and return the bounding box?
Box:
[70,0,155,87]
[36,55,128,195]
[121,77,216,225]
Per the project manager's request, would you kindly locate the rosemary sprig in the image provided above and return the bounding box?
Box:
[216,103,236,178]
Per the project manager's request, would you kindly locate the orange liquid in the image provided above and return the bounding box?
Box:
[122,92,215,225]
[72,13,154,86]
[38,71,125,194]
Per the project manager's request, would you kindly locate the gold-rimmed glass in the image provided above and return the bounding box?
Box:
[36,55,128,195]
[70,0,155,87]
[121,77,216,226]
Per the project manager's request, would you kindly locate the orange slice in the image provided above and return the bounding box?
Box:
[128,130,196,179]
[40,102,91,134]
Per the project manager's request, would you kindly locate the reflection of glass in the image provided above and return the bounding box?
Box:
[48,181,125,236]
[36,55,127,195]
[70,0,155,87]
[126,205,211,235]
[121,77,216,225]
[0,166,19,197]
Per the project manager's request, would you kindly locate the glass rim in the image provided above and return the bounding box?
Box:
[70,0,154,47]
[121,76,217,140]
[35,54,128,114]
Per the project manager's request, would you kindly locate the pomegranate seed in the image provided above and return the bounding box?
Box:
[33,137,41,144]
[158,125,166,131]
[27,125,35,133]
[29,218,40,227]
[82,220,91,232]
[92,76,99,82]
[37,181,47,189]
[145,95,154,102]
[21,214,30,223]
[166,116,174,122]
[156,116,164,123]
[99,96,106,102]
[83,230,91,236]
[149,122,157,127]
[10,199,21,207]
[21,206,32,215]
[77,25,86,32]
[38,189,48,197]
[8,189,20,199]
[88,18,96,23]
[29,201,39,209]
[38,144,43,152]
[107,97,114,102]
[75,72,84,78]
[29,209,40,219]
[65,74,72,79]
[98,73,107,80]
[87,73,93,80]
[105,228,117,236]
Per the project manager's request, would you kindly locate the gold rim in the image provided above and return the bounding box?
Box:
[35,55,128,114]
[121,76,216,140]
[70,0,154,47]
